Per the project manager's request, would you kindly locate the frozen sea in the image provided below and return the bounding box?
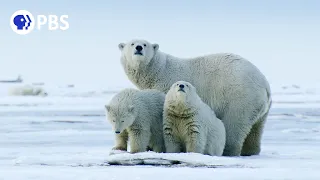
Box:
[0,82,320,180]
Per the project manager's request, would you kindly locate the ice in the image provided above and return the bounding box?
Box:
[0,82,320,179]
[106,151,243,167]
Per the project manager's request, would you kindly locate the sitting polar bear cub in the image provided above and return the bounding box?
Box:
[105,88,166,154]
[163,81,226,156]
[118,39,272,156]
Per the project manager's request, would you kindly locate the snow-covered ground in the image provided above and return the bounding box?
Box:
[0,82,320,180]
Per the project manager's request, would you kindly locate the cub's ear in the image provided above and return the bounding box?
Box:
[105,105,111,111]
[152,44,159,51]
[118,43,125,51]
[128,105,134,112]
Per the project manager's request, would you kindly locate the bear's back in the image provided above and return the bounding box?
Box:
[134,89,165,122]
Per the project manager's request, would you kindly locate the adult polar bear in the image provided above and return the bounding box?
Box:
[118,39,272,156]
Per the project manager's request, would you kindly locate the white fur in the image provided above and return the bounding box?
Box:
[8,85,48,97]
[163,81,226,156]
[119,39,272,156]
[105,88,166,153]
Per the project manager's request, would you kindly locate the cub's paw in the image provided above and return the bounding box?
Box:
[109,150,128,156]
[112,146,127,151]
[130,149,146,154]
[109,147,128,156]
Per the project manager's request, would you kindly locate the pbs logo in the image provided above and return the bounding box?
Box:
[10,10,69,35]
[10,10,35,35]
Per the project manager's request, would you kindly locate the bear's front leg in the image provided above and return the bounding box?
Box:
[163,126,181,153]
[112,130,128,151]
[186,129,205,154]
[129,129,151,153]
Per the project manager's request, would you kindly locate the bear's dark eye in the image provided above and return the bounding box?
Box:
[143,44,147,47]
[186,84,189,87]
[177,84,179,86]
[112,120,115,122]
[121,121,124,123]
[131,43,134,46]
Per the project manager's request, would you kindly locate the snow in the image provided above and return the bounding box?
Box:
[0,82,320,179]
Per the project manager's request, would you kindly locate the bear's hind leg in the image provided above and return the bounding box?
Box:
[150,138,166,153]
[221,104,253,156]
[241,111,268,156]
[222,124,250,156]
[129,129,151,153]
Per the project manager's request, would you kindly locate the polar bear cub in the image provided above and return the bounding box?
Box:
[105,88,166,153]
[163,81,226,156]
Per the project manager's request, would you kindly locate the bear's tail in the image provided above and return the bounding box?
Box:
[267,89,272,110]
[256,88,272,122]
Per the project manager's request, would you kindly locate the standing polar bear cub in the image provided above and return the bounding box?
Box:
[105,88,166,153]
[118,39,272,156]
[163,81,226,156]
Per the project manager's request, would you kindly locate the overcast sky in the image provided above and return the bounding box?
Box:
[0,0,319,88]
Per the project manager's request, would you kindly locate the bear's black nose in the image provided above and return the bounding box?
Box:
[135,45,143,51]
[179,84,185,89]
[115,131,120,134]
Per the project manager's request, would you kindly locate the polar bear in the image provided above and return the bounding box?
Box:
[105,88,166,153]
[118,39,272,156]
[163,81,226,156]
[8,85,48,97]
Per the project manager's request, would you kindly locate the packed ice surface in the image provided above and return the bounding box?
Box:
[0,82,320,180]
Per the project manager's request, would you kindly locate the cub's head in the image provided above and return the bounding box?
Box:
[118,39,159,68]
[105,103,136,134]
[166,81,198,105]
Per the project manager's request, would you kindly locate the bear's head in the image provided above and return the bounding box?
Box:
[118,39,159,68]
[105,103,136,134]
[166,81,200,110]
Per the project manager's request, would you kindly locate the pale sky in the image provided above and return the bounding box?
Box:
[0,0,319,88]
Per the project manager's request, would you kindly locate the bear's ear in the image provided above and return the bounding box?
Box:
[152,44,159,52]
[128,105,134,112]
[118,43,125,51]
[105,105,111,111]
